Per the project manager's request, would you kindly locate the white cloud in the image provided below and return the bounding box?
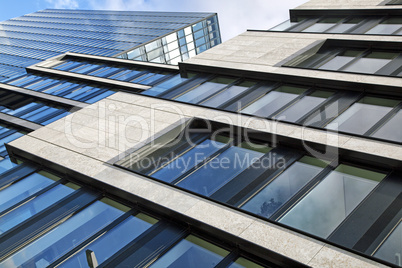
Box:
[87,0,307,41]
[45,0,79,9]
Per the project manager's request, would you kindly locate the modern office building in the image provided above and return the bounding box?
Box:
[0,1,401,267]
[0,9,221,81]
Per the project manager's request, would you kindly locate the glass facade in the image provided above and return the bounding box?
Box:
[116,119,402,266]
[0,159,269,267]
[270,15,402,35]
[0,10,220,80]
[117,15,221,64]
[29,54,402,144]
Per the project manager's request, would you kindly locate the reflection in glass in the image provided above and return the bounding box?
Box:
[0,199,126,267]
[343,52,397,74]
[150,235,229,268]
[372,110,402,142]
[241,86,305,117]
[143,74,188,96]
[327,97,396,135]
[279,165,385,238]
[0,172,57,213]
[275,91,332,122]
[177,145,265,196]
[374,221,402,266]
[60,213,157,268]
[201,84,250,108]
[241,157,325,218]
[175,77,235,104]
[152,139,226,183]
[0,184,75,234]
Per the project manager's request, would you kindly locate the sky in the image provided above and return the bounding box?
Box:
[0,0,307,41]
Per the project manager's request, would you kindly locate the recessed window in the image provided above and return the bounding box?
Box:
[279,165,386,238]
[284,40,402,77]
[326,97,399,135]
[366,18,402,34]
[241,156,327,218]
[241,85,307,117]
[302,17,342,33]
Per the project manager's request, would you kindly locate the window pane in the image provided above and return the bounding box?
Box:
[142,74,188,96]
[326,23,358,33]
[0,200,126,267]
[279,165,385,238]
[152,139,227,183]
[241,157,326,218]
[372,109,402,142]
[374,221,402,266]
[0,184,75,234]
[201,84,251,108]
[241,86,305,117]
[60,213,157,268]
[275,91,332,122]
[327,99,394,135]
[342,52,397,74]
[318,56,355,71]
[0,157,18,174]
[302,23,336,33]
[177,144,265,196]
[175,78,232,104]
[0,172,57,213]
[150,235,229,268]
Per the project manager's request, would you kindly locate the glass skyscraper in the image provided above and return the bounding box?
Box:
[0,9,221,80]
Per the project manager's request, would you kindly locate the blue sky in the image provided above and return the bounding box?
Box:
[0,0,306,41]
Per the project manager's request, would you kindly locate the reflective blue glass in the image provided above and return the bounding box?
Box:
[152,139,226,182]
[150,235,229,268]
[0,172,56,213]
[0,184,75,234]
[241,159,324,218]
[60,214,155,267]
[0,200,125,267]
[177,146,264,196]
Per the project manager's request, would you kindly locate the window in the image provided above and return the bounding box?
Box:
[302,17,342,33]
[284,40,402,77]
[241,156,327,218]
[326,97,399,135]
[365,18,402,35]
[241,86,307,117]
[149,235,229,267]
[372,109,402,142]
[279,165,385,238]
